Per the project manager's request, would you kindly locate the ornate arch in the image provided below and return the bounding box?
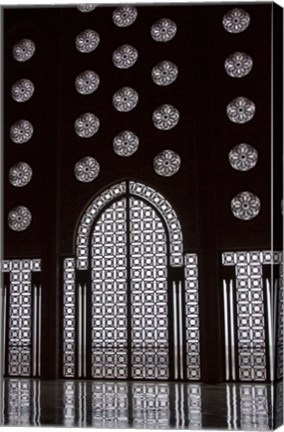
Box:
[76,180,183,270]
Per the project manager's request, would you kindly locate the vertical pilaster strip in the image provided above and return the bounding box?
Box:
[223,280,230,380]
[83,284,87,378]
[229,280,236,381]
[172,281,178,380]
[184,253,200,380]
[77,284,82,378]
[178,281,184,380]
[38,285,42,377]
[3,285,7,376]
[32,285,38,376]
[265,278,274,380]
[63,258,76,377]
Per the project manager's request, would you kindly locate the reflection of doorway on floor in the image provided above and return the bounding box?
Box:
[2,378,278,430]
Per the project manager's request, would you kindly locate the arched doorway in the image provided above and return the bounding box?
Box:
[62,181,200,381]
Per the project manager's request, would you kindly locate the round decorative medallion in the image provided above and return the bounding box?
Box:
[229,143,258,171]
[226,97,255,124]
[112,87,139,112]
[8,206,32,231]
[77,4,97,12]
[222,8,250,34]
[112,6,137,27]
[231,191,261,220]
[152,104,180,130]
[75,29,100,53]
[74,113,100,138]
[75,70,100,95]
[151,18,177,42]
[13,39,35,62]
[225,52,253,78]
[153,150,181,177]
[9,162,33,187]
[113,131,139,157]
[152,60,178,86]
[10,119,34,144]
[11,78,34,103]
[112,45,138,69]
[74,156,100,182]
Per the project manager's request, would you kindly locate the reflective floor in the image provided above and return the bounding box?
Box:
[0,379,282,430]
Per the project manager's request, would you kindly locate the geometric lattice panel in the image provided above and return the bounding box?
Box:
[63,258,76,378]
[184,254,200,380]
[91,199,128,379]
[1,259,41,377]
[222,250,281,382]
[76,182,127,270]
[130,197,169,380]
[129,181,183,267]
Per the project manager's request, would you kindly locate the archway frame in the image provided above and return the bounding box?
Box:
[63,180,201,381]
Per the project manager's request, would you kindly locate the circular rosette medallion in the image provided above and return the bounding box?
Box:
[77,4,97,12]
[8,206,32,231]
[13,39,36,62]
[152,60,178,86]
[74,156,100,182]
[222,8,250,34]
[75,70,100,95]
[74,113,100,138]
[112,45,138,69]
[112,6,137,27]
[151,18,177,42]
[10,119,34,144]
[229,143,258,171]
[153,150,181,177]
[226,97,255,124]
[9,162,33,187]
[152,104,180,130]
[112,87,139,112]
[113,131,139,157]
[75,29,100,53]
[224,52,253,78]
[11,78,34,103]
[231,191,261,220]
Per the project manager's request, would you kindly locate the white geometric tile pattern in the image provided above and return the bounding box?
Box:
[76,181,126,270]
[63,258,76,377]
[91,199,128,378]
[3,259,41,376]
[222,251,282,381]
[129,181,183,266]
[184,254,201,380]
[130,197,169,379]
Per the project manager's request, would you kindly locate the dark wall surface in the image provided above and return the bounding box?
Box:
[4,3,281,380]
